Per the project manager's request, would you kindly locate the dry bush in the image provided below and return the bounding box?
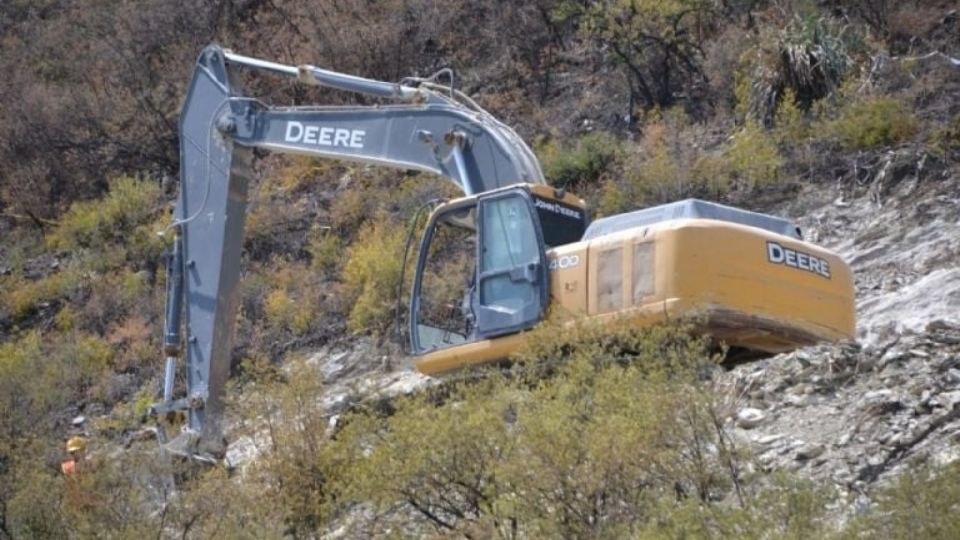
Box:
[341,216,407,334]
[828,0,958,55]
[0,1,245,219]
[703,23,757,115]
[558,0,716,111]
[0,0,570,225]
[106,314,155,373]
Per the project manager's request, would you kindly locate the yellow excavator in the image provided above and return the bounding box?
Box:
[153,46,854,458]
[411,184,853,374]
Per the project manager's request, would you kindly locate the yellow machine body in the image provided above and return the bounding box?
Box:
[414,194,855,375]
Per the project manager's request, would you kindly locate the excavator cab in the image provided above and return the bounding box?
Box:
[409,184,590,372]
[411,186,550,355]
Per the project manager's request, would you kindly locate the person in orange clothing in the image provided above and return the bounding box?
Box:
[61,436,89,507]
[61,436,87,475]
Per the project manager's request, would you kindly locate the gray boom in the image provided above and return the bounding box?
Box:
[153,45,545,458]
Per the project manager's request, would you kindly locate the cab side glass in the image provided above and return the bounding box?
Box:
[473,192,547,338]
[413,206,477,352]
[480,195,539,309]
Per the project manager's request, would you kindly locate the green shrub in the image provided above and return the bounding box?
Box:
[691,152,734,197]
[828,97,919,149]
[0,332,61,437]
[844,462,960,540]
[738,15,855,123]
[689,121,780,197]
[626,122,683,202]
[595,178,631,218]
[0,268,74,322]
[307,225,344,274]
[341,217,406,333]
[345,378,510,534]
[46,176,162,251]
[928,113,960,158]
[145,318,960,538]
[637,473,832,539]
[6,464,68,539]
[617,113,746,206]
[724,121,783,188]
[264,288,313,336]
[227,355,348,535]
[274,155,333,193]
[338,318,750,536]
[165,465,280,538]
[511,313,715,376]
[56,448,176,537]
[618,118,715,207]
[262,261,324,336]
[0,228,45,276]
[775,87,809,145]
[537,132,623,188]
[54,304,79,331]
[73,333,115,379]
[328,186,368,232]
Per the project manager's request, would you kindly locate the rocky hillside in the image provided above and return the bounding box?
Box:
[724,154,960,506]
[2,1,959,537]
[220,148,960,525]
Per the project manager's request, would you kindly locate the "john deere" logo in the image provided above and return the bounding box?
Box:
[766,241,831,279]
[284,121,365,148]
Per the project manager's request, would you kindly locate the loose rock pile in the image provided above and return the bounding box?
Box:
[725,323,960,492]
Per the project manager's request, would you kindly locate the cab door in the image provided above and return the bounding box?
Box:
[409,187,549,357]
[472,189,549,339]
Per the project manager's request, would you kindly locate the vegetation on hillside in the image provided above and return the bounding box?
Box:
[7,318,960,538]
[1,0,958,536]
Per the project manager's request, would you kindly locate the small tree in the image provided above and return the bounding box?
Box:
[557,0,715,113]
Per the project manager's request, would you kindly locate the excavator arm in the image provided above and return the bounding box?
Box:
[153,45,546,458]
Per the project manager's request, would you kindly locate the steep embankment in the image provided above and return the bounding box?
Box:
[723,150,960,504]
[227,150,960,513]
